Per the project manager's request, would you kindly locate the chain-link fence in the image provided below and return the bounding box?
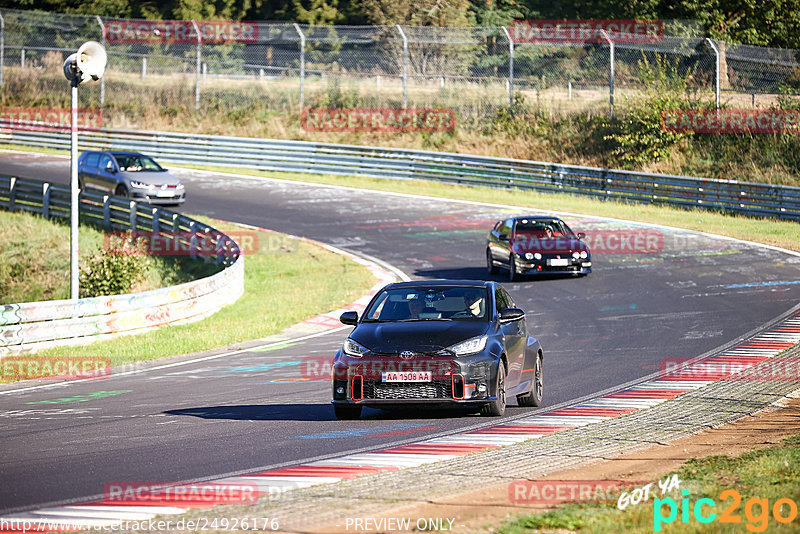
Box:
[1,8,798,125]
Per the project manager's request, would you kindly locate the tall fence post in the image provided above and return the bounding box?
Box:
[96,16,105,105]
[141,56,146,79]
[0,12,5,87]
[191,20,201,111]
[501,26,514,108]
[293,23,305,108]
[396,25,408,108]
[706,38,721,110]
[600,30,614,119]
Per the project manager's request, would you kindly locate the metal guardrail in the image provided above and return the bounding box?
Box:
[0,175,245,353]
[2,125,800,221]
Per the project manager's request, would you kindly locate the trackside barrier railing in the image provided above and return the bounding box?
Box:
[0,175,244,353]
[2,125,799,221]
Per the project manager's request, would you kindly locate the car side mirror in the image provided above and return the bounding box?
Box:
[499,308,525,323]
[340,311,359,325]
[577,232,586,240]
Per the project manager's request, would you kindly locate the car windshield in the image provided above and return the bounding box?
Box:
[114,155,164,172]
[514,219,574,239]
[364,287,488,322]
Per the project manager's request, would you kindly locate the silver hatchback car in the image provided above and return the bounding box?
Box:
[78,150,185,205]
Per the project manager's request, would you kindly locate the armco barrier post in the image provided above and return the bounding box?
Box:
[8,176,15,211]
[129,200,136,230]
[42,182,50,218]
[103,195,110,229]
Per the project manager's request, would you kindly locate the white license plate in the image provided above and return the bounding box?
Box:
[548,258,569,266]
[156,190,174,197]
[381,371,431,382]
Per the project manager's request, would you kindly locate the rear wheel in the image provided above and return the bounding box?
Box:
[334,404,362,420]
[508,255,518,282]
[517,352,543,407]
[486,248,497,275]
[481,363,506,416]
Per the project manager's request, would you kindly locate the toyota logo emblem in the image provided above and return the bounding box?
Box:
[399,351,415,359]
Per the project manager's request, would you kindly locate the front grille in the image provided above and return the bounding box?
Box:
[363,380,453,400]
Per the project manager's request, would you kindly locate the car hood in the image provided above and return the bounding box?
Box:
[351,321,490,354]
[121,171,180,186]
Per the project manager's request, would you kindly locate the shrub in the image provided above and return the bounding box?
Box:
[80,249,152,298]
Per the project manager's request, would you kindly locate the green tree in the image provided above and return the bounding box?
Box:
[359,0,475,26]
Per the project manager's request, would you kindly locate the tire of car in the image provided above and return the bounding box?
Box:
[508,255,518,282]
[334,404,362,420]
[486,248,497,275]
[481,363,506,416]
[115,184,129,198]
[517,352,543,407]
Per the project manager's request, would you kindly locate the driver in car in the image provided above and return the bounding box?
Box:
[463,291,484,317]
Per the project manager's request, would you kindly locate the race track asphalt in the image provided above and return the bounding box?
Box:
[1,152,799,513]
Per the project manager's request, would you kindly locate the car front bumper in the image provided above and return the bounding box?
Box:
[516,257,591,275]
[129,189,186,205]
[331,352,501,407]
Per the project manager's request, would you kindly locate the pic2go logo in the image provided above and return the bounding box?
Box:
[654,489,800,532]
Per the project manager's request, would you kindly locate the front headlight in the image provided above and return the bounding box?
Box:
[447,335,488,357]
[580,250,588,259]
[343,338,368,357]
[130,181,153,189]
[176,183,185,189]
[534,252,542,260]
[572,251,581,259]
[524,252,534,260]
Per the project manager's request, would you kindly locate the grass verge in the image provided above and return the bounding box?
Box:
[32,217,376,367]
[184,165,800,252]
[0,209,215,304]
[495,435,800,533]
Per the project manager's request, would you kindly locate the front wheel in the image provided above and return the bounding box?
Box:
[487,248,497,275]
[481,363,506,416]
[508,255,518,282]
[334,404,362,420]
[517,352,543,407]
[115,184,129,198]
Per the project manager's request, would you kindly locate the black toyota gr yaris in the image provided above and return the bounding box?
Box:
[331,280,543,420]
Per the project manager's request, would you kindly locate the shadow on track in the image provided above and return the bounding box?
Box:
[164,404,337,421]
[413,266,580,283]
[163,404,515,421]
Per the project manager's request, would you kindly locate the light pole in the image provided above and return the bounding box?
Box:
[62,41,107,300]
